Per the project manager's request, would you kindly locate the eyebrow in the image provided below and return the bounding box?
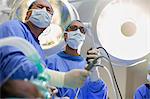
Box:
[70,23,83,26]
[36,3,50,8]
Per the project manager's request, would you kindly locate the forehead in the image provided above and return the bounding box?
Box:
[71,21,84,27]
[35,0,51,8]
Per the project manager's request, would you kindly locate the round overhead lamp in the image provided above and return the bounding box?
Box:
[96,1,150,66]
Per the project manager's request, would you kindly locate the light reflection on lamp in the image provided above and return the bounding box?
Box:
[38,24,62,49]
[97,1,150,60]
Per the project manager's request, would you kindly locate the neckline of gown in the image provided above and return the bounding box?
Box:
[57,51,84,62]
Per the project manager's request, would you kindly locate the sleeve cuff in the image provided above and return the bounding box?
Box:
[88,80,106,92]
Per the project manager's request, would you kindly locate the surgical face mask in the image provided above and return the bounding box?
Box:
[29,9,52,28]
[65,29,85,51]
[147,74,150,82]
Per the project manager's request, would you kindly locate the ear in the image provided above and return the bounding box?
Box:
[64,33,68,41]
[25,10,32,21]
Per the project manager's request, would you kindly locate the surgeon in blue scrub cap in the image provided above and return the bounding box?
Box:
[46,20,108,99]
[0,0,89,89]
[134,65,150,99]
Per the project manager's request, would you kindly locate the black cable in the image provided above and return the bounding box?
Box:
[86,56,106,70]
[97,47,123,99]
[86,55,121,99]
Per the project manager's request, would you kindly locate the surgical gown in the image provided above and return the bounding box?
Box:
[134,84,150,99]
[0,20,46,84]
[46,51,108,99]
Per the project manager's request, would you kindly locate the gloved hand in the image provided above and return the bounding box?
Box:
[86,48,101,82]
[42,69,89,89]
[86,48,101,64]
[64,69,89,89]
[89,67,100,82]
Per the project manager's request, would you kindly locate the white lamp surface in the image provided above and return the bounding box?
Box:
[97,1,150,60]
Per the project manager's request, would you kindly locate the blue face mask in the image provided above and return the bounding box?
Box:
[65,30,85,50]
[29,9,52,28]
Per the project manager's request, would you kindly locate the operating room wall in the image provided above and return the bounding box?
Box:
[71,0,150,99]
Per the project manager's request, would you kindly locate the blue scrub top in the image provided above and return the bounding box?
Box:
[0,20,46,84]
[46,51,108,99]
[134,84,150,99]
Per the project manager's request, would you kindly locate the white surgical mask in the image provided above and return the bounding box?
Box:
[29,8,52,28]
[147,74,150,82]
[65,30,85,51]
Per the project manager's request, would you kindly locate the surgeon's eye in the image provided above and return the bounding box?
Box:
[36,5,43,9]
[46,7,54,15]
[66,25,78,31]
[69,25,78,31]
[79,27,87,34]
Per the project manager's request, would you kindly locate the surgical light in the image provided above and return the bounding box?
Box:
[97,1,150,60]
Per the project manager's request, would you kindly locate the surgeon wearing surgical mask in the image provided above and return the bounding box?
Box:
[46,20,108,99]
[0,0,89,96]
[134,65,150,99]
